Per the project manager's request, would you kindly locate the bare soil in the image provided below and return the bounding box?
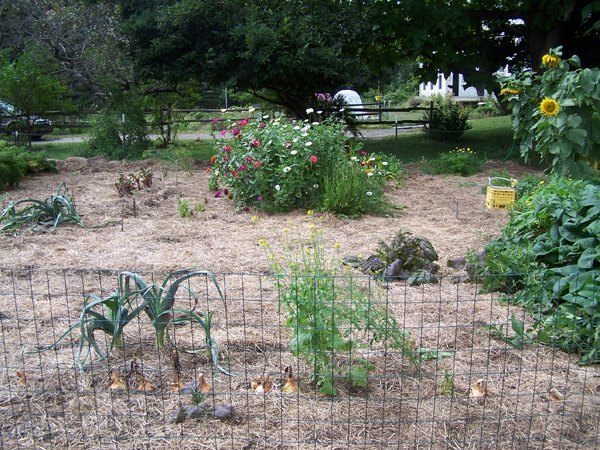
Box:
[1,158,599,449]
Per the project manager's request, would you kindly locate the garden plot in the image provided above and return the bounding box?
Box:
[1,158,599,449]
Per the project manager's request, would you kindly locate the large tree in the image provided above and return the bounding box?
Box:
[120,0,382,116]
[366,0,600,93]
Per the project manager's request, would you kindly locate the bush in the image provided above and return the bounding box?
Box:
[421,147,483,176]
[423,94,472,141]
[208,115,399,215]
[475,177,600,363]
[0,141,57,188]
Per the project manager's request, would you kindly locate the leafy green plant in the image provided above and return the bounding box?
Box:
[119,270,225,350]
[421,147,483,176]
[0,183,83,233]
[261,227,419,396]
[177,198,193,218]
[50,277,146,370]
[499,47,600,179]
[477,177,600,363]
[440,369,456,398]
[0,141,57,188]
[423,94,472,141]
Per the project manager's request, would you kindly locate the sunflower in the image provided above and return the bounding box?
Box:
[540,98,560,116]
[542,54,561,68]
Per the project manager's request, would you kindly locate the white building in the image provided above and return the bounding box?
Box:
[419,67,510,101]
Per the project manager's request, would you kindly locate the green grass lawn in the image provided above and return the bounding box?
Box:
[29,116,521,166]
[356,116,520,163]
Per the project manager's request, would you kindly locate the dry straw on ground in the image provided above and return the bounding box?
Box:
[1,157,599,449]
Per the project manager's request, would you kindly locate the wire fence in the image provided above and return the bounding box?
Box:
[0,268,598,449]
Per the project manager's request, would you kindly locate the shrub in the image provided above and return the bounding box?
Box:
[0,141,57,188]
[423,94,472,141]
[208,115,398,215]
[475,177,600,363]
[421,147,483,176]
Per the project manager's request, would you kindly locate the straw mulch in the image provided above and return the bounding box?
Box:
[1,157,599,449]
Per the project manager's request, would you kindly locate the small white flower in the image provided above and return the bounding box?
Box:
[317,110,322,114]
[312,122,319,126]
[382,161,388,166]
[248,106,256,113]
[283,166,291,173]
[306,108,314,114]
[366,192,373,196]
[275,185,281,191]
[305,141,313,147]
[290,150,298,155]
[350,156,358,161]
[263,115,270,119]
[339,108,345,112]
[367,172,374,177]
[220,108,227,112]
[313,184,319,189]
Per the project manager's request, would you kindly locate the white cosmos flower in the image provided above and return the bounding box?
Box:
[313,184,319,189]
[290,150,298,155]
[366,192,373,196]
[283,166,291,173]
[306,108,314,114]
[382,161,388,166]
[263,114,269,119]
[305,141,313,147]
[275,185,281,191]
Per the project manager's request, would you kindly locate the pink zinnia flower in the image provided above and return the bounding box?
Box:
[219,130,227,137]
[238,118,249,126]
[214,191,222,198]
[239,164,247,171]
[250,138,261,148]
[254,160,262,169]
[223,145,232,152]
[309,155,318,163]
[232,127,240,136]
[257,195,263,201]
[224,155,230,161]
[246,156,253,162]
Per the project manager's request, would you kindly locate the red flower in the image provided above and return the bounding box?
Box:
[309,155,318,163]
[259,122,266,129]
[246,156,253,162]
[223,188,229,195]
[214,191,222,198]
[232,170,239,178]
[254,160,262,169]
[257,195,264,201]
[239,164,247,171]
[223,145,232,152]
[238,118,249,126]
[250,138,261,148]
[224,155,230,161]
[360,151,367,156]
[232,127,240,136]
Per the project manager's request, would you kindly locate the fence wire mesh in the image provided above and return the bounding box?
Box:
[0,268,598,449]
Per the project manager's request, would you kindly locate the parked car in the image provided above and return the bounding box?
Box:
[0,99,54,139]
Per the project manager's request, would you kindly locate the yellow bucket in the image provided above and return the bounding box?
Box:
[486,177,517,209]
